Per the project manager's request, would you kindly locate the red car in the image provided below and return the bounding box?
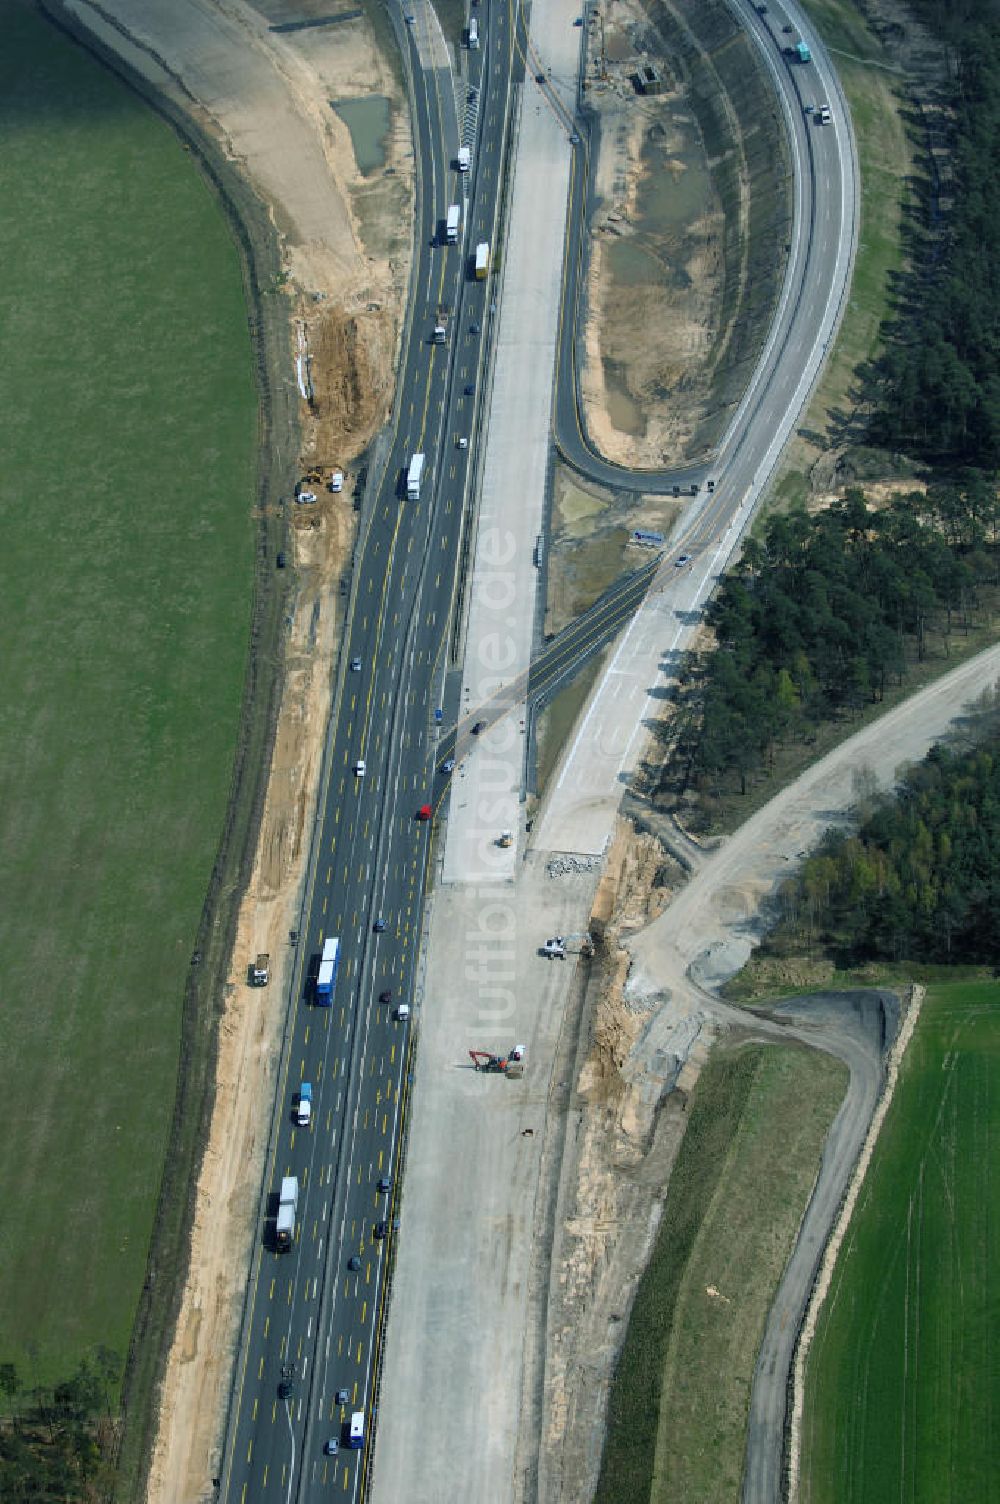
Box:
[416,804,432,821]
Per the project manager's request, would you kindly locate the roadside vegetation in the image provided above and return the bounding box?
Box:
[864,8,1000,472]
[664,487,998,818]
[768,739,1000,965]
[595,1043,847,1504]
[0,3,268,1494]
[777,0,913,505]
[800,979,1000,1504]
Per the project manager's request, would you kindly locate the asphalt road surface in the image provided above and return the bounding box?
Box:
[218,0,860,1498]
[218,4,522,1499]
[553,0,857,498]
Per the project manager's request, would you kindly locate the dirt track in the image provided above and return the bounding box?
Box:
[612,645,1000,1501]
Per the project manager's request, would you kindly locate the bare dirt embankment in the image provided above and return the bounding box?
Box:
[531,818,723,1504]
[576,0,789,468]
[54,3,413,1499]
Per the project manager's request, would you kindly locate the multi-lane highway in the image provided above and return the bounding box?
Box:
[218,0,856,1497]
[218,5,523,1499]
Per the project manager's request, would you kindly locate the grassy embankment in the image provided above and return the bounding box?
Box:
[0,0,259,1401]
[595,1042,847,1503]
[801,980,1000,1503]
[775,0,913,504]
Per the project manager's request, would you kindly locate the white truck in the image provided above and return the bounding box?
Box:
[468,17,479,46]
[250,952,270,986]
[407,453,426,500]
[457,145,471,173]
[276,1175,298,1252]
[433,304,449,344]
[446,203,461,244]
[474,241,490,280]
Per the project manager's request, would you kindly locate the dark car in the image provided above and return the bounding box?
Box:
[472,720,487,735]
[536,71,546,83]
[373,917,387,933]
[377,1176,392,1193]
[373,1221,389,1239]
[469,321,480,334]
[276,551,287,569]
[379,989,393,1004]
[464,383,475,396]
[441,757,456,774]
[278,1363,295,1400]
[348,1255,362,1272]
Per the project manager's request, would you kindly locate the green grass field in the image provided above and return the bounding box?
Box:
[0,3,257,1386]
[801,981,1000,1503]
[595,1042,847,1504]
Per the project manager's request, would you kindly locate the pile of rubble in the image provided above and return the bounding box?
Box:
[546,854,603,878]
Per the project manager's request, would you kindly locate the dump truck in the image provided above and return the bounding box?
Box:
[250,953,270,986]
[475,241,490,280]
[433,305,449,344]
[315,936,340,1006]
[296,1083,312,1127]
[276,1175,298,1251]
[446,204,461,243]
[407,453,426,500]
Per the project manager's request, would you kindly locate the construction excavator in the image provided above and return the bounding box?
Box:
[469,1045,525,1079]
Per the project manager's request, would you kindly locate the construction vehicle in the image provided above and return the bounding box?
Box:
[433,305,449,344]
[275,1175,298,1251]
[250,953,270,986]
[469,1045,525,1079]
[497,830,513,848]
[540,932,595,960]
[446,204,461,243]
[474,241,490,280]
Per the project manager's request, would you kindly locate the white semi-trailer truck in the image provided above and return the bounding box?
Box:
[407,453,426,500]
[276,1175,298,1251]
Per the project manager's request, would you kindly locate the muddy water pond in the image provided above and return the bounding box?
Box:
[332,95,391,176]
